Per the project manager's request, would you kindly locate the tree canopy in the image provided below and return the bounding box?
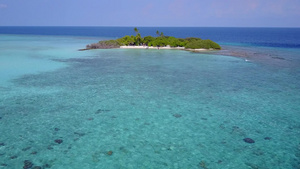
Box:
[87,28,221,50]
[117,33,221,49]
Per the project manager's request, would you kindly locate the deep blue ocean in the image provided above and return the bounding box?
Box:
[0,27,300,169]
[1,26,300,48]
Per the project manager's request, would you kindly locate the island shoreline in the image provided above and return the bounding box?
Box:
[80,28,221,52]
[79,45,212,52]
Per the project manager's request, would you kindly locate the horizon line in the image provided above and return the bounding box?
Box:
[0,26,300,28]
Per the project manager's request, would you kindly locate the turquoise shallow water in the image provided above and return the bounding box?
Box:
[0,35,99,85]
[0,35,300,169]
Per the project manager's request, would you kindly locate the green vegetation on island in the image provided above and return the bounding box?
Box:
[85,28,221,50]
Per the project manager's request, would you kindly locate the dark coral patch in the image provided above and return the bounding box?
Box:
[23,160,33,169]
[54,139,63,144]
[107,151,113,156]
[173,114,182,118]
[264,137,271,140]
[22,147,31,151]
[31,151,38,155]
[32,166,42,169]
[243,138,255,143]
[10,155,18,159]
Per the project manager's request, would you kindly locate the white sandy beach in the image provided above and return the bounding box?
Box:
[120,46,209,51]
[120,45,185,50]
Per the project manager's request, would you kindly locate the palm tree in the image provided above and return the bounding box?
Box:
[156,30,160,37]
[134,27,139,35]
[134,28,141,45]
[160,32,164,37]
[136,33,142,46]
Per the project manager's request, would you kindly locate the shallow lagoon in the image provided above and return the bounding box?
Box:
[0,35,300,169]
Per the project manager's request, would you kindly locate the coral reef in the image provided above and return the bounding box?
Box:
[243,138,255,143]
[23,160,33,169]
[54,139,63,144]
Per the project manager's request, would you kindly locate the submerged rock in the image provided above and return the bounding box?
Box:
[0,143,5,146]
[23,160,33,169]
[54,139,63,144]
[199,161,208,169]
[243,138,255,143]
[32,166,42,169]
[10,155,18,159]
[22,147,31,151]
[107,151,113,156]
[173,114,182,118]
[31,151,38,155]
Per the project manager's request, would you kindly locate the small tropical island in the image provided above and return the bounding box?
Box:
[84,28,221,51]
